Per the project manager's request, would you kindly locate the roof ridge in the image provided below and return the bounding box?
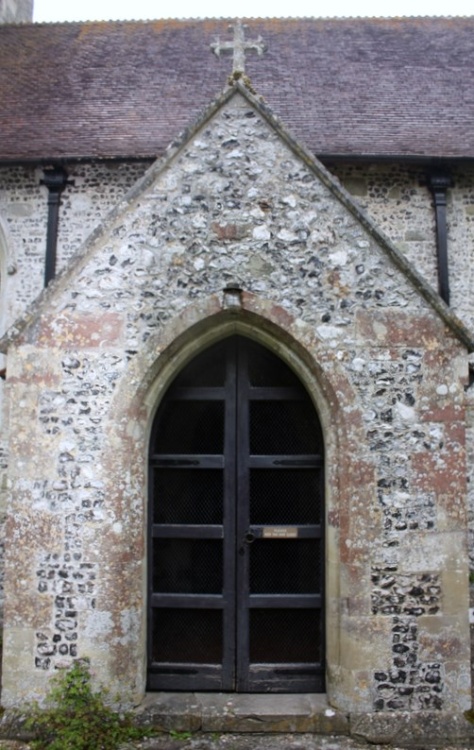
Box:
[29,14,474,24]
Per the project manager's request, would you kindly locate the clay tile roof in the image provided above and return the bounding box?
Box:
[1,17,473,162]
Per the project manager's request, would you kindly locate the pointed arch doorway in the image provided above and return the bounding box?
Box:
[148,336,325,692]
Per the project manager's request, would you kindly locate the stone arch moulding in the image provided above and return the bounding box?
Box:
[104,290,374,709]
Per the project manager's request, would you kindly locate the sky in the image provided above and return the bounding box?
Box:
[33,0,473,22]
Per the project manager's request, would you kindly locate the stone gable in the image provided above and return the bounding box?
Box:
[1,84,471,720]
[8,87,472,353]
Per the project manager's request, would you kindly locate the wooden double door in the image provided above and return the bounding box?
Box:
[148,336,325,692]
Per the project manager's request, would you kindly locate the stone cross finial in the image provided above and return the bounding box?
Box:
[211,21,266,74]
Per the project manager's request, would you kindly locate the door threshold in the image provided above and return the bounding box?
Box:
[136,693,349,734]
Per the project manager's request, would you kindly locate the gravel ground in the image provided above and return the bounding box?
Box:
[124,735,474,750]
[1,733,471,750]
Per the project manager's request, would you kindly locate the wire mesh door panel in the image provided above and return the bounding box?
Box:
[235,338,325,692]
[148,336,325,692]
[148,339,237,690]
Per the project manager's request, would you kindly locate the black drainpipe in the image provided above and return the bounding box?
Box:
[40,167,73,287]
[427,172,452,306]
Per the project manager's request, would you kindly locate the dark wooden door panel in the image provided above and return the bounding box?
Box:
[148,336,325,692]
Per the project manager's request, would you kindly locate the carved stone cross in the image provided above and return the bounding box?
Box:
[211,21,266,74]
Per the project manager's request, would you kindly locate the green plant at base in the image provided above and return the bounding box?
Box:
[464,708,474,724]
[169,729,193,740]
[25,660,150,750]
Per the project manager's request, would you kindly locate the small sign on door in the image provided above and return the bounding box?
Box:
[263,527,298,538]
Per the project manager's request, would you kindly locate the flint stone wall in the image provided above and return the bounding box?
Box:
[0,91,471,714]
[2,164,474,334]
[0,162,147,332]
[2,158,474,593]
[0,162,148,621]
[332,163,474,333]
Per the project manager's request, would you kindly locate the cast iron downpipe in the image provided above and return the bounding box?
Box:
[428,172,452,306]
[40,166,72,287]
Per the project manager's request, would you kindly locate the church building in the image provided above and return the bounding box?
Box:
[1,1,474,742]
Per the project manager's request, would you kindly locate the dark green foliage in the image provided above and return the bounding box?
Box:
[169,730,193,740]
[465,708,474,724]
[26,661,150,750]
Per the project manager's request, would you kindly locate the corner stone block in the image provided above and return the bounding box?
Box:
[441,567,470,616]
[350,711,474,746]
[339,616,392,675]
[33,312,124,348]
[1,628,45,707]
[355,310,445,348]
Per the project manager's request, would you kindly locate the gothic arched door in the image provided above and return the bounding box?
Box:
[147,336,325,692]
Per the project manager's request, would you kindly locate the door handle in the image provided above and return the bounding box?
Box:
[238,531,256,555]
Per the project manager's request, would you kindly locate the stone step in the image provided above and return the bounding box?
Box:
[132,694,474,747]
[134,693,350,734]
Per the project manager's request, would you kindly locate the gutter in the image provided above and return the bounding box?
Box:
[1,154,474,169]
